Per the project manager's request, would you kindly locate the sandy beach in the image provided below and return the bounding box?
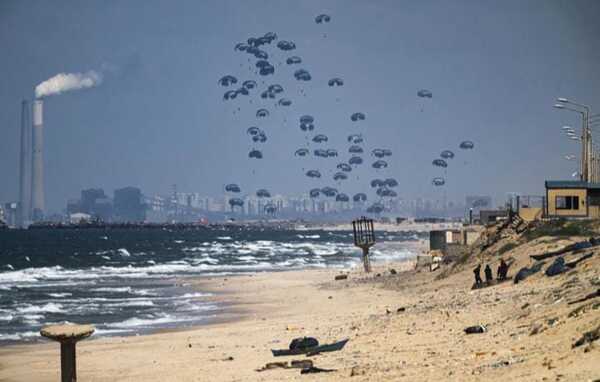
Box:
[1,221,599,382]
[1,216,600,382]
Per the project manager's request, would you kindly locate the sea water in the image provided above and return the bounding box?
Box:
[0,227,425,343]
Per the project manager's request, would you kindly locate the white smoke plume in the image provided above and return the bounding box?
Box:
[35,70,103,98]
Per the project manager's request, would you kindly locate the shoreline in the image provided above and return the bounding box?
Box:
[1,247,598,381]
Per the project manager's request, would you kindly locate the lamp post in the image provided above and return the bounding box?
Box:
[554,103,587,181]
[556,98,592,182]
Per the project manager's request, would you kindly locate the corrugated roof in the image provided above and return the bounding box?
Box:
[545,180,600,189]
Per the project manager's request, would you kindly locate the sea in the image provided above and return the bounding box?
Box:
[0,227,426,344]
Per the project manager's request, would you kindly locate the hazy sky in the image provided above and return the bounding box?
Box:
[1,0,600,213]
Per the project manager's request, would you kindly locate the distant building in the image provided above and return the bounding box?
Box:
[3,202,19,227]
[465,195,492,218]
[545,180,600,219]
[113,187,145,222]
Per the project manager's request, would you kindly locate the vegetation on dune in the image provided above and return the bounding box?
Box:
[523,219,600,241]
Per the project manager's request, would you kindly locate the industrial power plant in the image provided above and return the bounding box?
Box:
[18,98,45,227]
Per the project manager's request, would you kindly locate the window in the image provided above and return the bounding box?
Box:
[556,196,579,210]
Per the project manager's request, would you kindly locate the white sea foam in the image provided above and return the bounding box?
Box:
[17,302,64,314]
[118,248,131,257]
[217,236,233,240]
[48,293,72,298]
[0,331,39,341]
[296,234,321,239]
[91,287,132,293]
[106,313,195,328]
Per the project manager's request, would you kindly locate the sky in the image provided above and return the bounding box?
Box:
[1,0,600,213]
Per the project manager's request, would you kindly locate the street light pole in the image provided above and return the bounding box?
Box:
[557,98,592,182]
[555,103,586,181]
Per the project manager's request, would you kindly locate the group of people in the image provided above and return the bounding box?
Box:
[473,259,509,287]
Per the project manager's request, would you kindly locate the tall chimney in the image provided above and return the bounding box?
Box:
[18,100,32,227]
[31,99,45,221]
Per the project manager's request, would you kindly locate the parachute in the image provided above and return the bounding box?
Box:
[277,40,296,51]
[255,60,271,68]
[326,149,338,157]
[300,123,315,132]
[256,189,271,198]
[460,140,475,149]
[268,84,284,94]
[256,109,270,118]
[440,150,455,159]
[384,178,398,188]
[261,90,276,99]
[347,134,363,144]
[333,172,348,181]
[372,160,388,169]
[349,156,363,165]
[349,145,364,154]
[254,50,268,60]
[218,75,237,87]
[236,87,249,96]
[252,132,267,143]
[367,202,384,214]
[259,64,275,76]
[417,89,433,98]
[432,177,445,186]
[432,159,448,168]
[321,187,338,197]
[337,163,352,172]
[264,203,277,214]
[247,127,260,136]
[295,148,309,157]
[312,134,328,143]
[286,56,302,65]
[249,149,263,159]
[309,188,321,198]
[294,69,312,81]
[225,184,241,193]
[228,198,244,209]
[353,193,367,202]
[377,187,396,198]
[300,115,314,124]
[278,98,292,106]
[328,78,344,87]
[313,149,328,158]
[372,149,385,158]
[306,170,321,178]
[370,179,385,188]
[351,112,366,121]
[223,90,238,100]
[315,14,331,23]
[336,193,349,202]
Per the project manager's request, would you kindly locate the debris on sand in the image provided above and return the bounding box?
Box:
[300,366,336,374]
[545,257,568,277]
[272,337,349,356]
[572,325,600,349]
[514,261,545,284]
[335,274,348,281]
[256,360,315,372]
[464,325,487,334]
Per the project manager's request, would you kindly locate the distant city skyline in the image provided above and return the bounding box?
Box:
[1,0,600,213]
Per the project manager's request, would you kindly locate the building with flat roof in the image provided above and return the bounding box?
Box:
[545,180,600,219]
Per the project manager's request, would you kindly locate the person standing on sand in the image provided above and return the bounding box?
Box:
[473,264,483,286]
[497,259,508,280]
[484,264,493,284]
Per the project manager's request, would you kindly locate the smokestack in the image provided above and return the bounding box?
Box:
[31,99,44,221]
[19,100,32,227]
